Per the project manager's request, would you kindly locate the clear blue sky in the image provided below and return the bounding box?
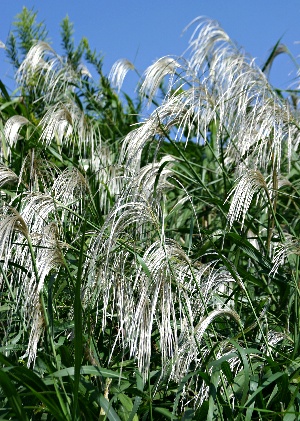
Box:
[1,0,300,95]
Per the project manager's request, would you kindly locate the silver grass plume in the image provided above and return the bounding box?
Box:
[0,200,63,366]
[82,159,180,375]
[38,99,99,155]
[184,18,299,173]
[17,41,91,104]
[52,167,88,230]
[119,90,210,170]
[38,102,73,145]
[4,116,32,156]
[13,42,101,162]
[120,116,162,171]
[0,206,29,271]
[80,144,124,214]
[109,58,135,92]
[22,223,64,366]
[4,104,99,163]
[172,308,241,381]
[82,158,243,378]
[21,193,56,234]
[84,155,176,297]
[170,262,242,382]
[51,167,87,204]
[226,169,268,229]
[128,155,175,201]
[139,57,182,105]
[0,164,18,187]
[128,17,300,178]
[270,236,300,276]
[1,197,62,366]
[0,167,87,365]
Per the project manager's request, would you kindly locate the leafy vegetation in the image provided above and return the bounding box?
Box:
[0,7,300,420]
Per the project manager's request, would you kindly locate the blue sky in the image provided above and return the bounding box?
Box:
[1,0,300,95]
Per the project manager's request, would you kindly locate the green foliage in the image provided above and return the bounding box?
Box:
[6,7,48,70]
[0,9,300,421]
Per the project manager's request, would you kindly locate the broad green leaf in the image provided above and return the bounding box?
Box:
[117,393,138,421]
[245,371,285,407]
[98,395,122,421]
[154,407,177,419]
[0,370,29,421]
[50,366,126,380]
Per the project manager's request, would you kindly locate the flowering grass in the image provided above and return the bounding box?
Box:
[0,11,300,420]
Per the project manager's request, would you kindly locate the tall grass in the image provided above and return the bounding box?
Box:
[0,13,300,420]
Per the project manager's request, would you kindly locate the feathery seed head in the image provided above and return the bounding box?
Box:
[0,164,19,187]
[172,308,242,381]
[226,170,268,229]
[109,58,135,92]
[4,116,31,149]
[17,41,55,86]
[140,56,181,105]
[0,206,29,270]
[39,103,73,145]
[271,236,300,276]
[52,167,87,204]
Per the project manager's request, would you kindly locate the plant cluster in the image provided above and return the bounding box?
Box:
[0,8,300,421]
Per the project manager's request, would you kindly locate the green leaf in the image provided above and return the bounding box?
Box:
[50,365,126,380]
[0,369,29,421]
[73,221,86,419]
[229,340,250,406]
[181,409,195,420]
[226,232,272,271]
[0,80,11,101]
[117,393,138,421]
[98,395,122,421]
[4,366,68,421]
[221,361,234,385]
[136,254,152,279]
[154,407,177,419]
[195,401,209,421]
[245,371,285,407]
